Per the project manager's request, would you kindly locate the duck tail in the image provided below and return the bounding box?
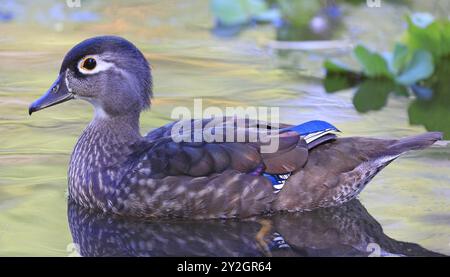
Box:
[386,132,443,156]
[272,132,443,212]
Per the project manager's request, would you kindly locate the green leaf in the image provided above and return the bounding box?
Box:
[390,43,409,75]
[211,0,269,26]
[245,0,268,16]
[323,76,353,93]
[323,59,354,74]
[395,50,434,86]
[211,0,249,26]
[276,0,321,27]
[408,99,450,140]
[253,9,281,23]
[352,80,395,113]
[323,60,364,92]
[405,14,450,61]
[392,85,410,97]
[353,45,393,78]
[408,57,450,139]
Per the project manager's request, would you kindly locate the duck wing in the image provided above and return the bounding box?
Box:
[141,117,311,178]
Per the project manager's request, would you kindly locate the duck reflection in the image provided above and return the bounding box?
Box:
[68,199,444,257]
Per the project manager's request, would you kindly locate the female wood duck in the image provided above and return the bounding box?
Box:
[29,36,442,219]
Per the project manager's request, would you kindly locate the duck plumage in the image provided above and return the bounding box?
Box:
[28,36,443,219]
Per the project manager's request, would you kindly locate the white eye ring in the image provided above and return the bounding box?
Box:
[77,55,114,75]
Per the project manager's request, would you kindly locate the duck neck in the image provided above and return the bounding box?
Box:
[90,110,142,144]
[68,110,143,207]
[70,110,143,173]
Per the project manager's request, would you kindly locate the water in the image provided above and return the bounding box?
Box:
[0,0,449,256]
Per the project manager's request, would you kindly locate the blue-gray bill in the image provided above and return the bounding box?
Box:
[28,74,74,115]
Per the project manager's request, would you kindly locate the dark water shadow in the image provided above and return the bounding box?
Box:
[68,199,444,257]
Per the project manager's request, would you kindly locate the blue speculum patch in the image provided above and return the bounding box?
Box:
[282,120,339,136]
[264,120,339,192]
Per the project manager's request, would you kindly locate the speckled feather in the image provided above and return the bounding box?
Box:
[69,117,306,219]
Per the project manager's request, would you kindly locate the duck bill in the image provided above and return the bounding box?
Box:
[28,74,74,115]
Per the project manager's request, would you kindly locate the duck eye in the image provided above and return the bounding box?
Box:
[81,58,97,70]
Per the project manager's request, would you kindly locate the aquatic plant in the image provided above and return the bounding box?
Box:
[324,13,450,88]
[323,13,450,138]
[210,0,340,39]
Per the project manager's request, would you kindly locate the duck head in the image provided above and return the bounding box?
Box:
[29,36,152,118]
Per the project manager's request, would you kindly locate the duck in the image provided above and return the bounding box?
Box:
[28,36,442,219]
